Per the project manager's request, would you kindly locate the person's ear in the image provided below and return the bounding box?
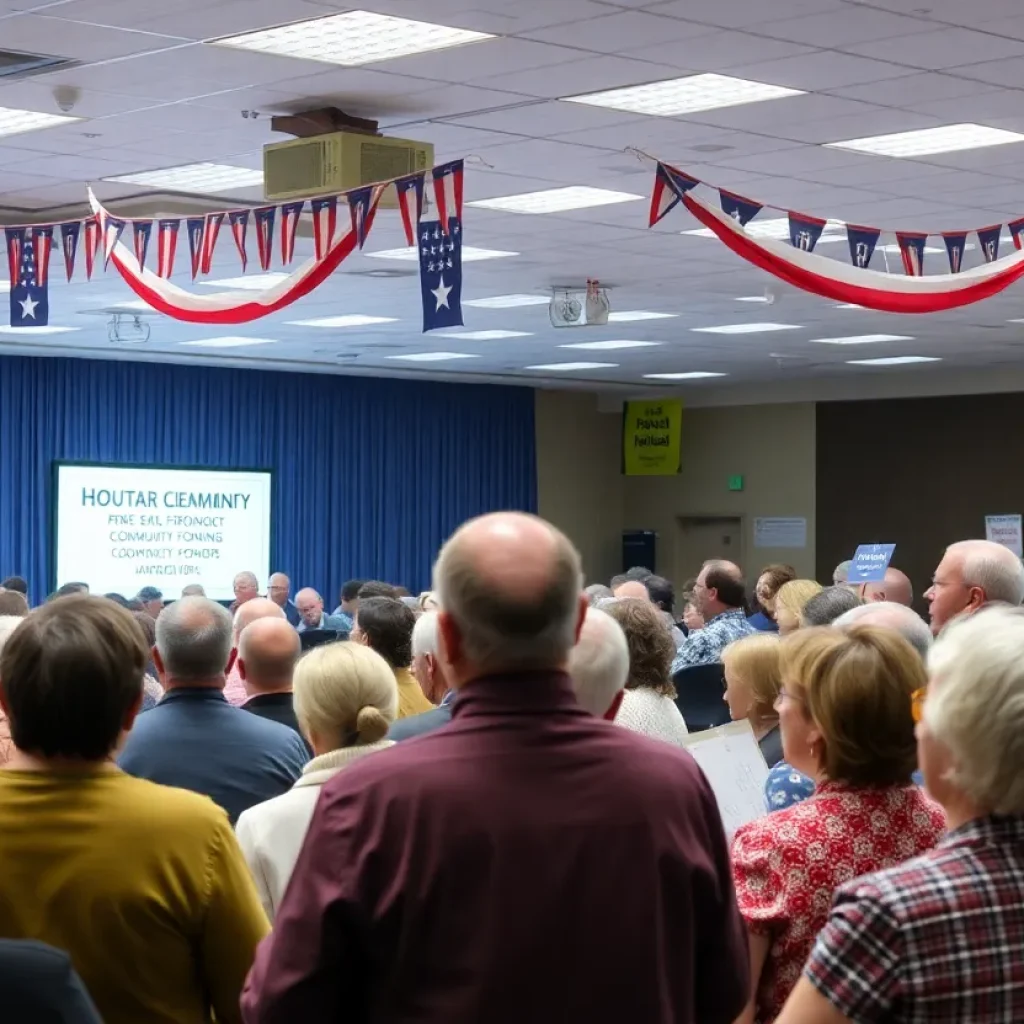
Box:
[604,689,625,722]
[967,585,987,612]
[437,611,462,668]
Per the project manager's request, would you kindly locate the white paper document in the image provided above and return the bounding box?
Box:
[683,721,770,839]
[985,514,1023,558]
[753,516,807,549]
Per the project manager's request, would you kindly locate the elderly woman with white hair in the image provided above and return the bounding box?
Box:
[235,642,398,919]
[777,604,1024,1024]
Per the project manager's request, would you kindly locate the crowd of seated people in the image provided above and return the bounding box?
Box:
[0,529,1022,1022]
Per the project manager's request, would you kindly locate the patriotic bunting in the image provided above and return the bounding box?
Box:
[229,210,249,272]
[279,201,304,265]
[649,163,699,227]
[133,221,152,272]
[978,225,1001,264]
[720,190,762,227]
[788,212,827,253]
[200,212,225,276]
[311,198,337,261]
[33,227,53,289]
[1010,218,1024,252]
[896,232,927,277]
[846,225,880,270]
[186,217,205,281]
[157,219,179,279]
[432,159,464,237]
[83,218,100,280]
[395,173,426,246]
[60,221,80,282]
[102,215,126,270]
[254,206,276,272]
[7,227,48,327]
[943,232,968,274]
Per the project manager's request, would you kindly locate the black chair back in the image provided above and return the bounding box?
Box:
[673,662,730,733]
[299,628,340,652]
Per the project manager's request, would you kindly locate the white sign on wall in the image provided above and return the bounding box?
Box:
[985,514,1023,558]
[753,516,807,549]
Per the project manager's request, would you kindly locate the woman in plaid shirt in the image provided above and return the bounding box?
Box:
[778,605,1024,1023]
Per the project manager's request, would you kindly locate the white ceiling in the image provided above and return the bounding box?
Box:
[4,0,1024,400]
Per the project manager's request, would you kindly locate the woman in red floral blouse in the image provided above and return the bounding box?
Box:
[730,625,946,1024]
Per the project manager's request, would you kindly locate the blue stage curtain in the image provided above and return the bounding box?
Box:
[0,355,536,605]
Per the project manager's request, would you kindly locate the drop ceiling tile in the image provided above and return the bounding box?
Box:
[473,54,681,98]
[781,108,944,145]
[826,71,1001,107]
[729,50,915,90]
[441,98,644,138]
[0,12,186,58]
[843,27,1024,70]
[749,6,931,47]
[524,9,719,52]
[648,0,846,29]
[629,30,817,72]
[367,37,576,83]
[678,94,881,133]
[135,0,341,39]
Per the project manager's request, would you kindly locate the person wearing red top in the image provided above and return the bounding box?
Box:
[730,624,945,1024]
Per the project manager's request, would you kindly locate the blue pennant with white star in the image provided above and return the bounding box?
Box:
[420,215,463,333]
[6,227,48,327]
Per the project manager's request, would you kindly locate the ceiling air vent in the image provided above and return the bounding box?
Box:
[0,48,78,80]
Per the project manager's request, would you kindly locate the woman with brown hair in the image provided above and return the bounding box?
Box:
[604,598,689,746]
[722,633,784,767]
[748,564,797,633]
[729,626,945,1024]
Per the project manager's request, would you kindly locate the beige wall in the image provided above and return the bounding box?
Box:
[536,391,817,586]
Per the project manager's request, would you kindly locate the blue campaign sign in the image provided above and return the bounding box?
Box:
[850,544,896,583]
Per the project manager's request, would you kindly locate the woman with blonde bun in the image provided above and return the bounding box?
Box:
[235,642,398,919]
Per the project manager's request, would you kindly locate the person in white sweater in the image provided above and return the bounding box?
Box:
[235,642,398,919]
[604,598,690,746]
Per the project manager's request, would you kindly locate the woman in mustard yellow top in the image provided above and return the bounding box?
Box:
[0,595,269,1024]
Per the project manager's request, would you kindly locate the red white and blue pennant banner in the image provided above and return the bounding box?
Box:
[650,160,1024,313]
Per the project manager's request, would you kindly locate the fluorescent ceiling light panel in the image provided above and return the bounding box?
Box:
[684,217,844,241]
[644,371,727,379]
[104,163,263,193]
[525,361,618,371]
[736,295,771,303]
[846,356,941,365]
[0,106,80,138]
[387,352,478,362]
[835,303,864,309]
[0,325,80,335]
[201,273,290,290]
[288,315,398,327]
[435,330,532,340]
[463,294,549,308]
[826,123,1024,157]
[210,10,492,66]
[809,334,913,345]
[692,323,801,334]
[365,245,518,261]
[607,310,678,322]
[181,337,277,348]
[560,340,660,350]
[564,73,803,116]
[468,186,642,214]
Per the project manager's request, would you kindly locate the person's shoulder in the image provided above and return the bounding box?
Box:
[237,784,312,837]
[109,772,231,831]
[387,705,452,741]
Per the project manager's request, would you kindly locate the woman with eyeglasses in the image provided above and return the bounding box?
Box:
[729,625,945,1024]
[776,605,1024,1024]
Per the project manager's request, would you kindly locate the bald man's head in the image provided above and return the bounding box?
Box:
[612,580,651,602]
[862,567,913,607]
[238,617,301,695]
[295,588,326,629]
[232,597,286,641]
[434,512,585,684]
[695,559,747,618]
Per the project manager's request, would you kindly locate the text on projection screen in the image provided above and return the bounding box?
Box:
[55,464,272,602]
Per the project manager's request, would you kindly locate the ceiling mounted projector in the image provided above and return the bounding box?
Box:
[549,279,610,328]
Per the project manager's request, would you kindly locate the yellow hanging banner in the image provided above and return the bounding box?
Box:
[622,398,683,476]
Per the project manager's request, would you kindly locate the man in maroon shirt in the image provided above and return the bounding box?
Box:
[242,512,749,1024]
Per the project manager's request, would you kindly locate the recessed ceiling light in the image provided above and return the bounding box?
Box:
[104,162,263,193]
[468,186,643,214]
[607,310,678,322]
[435,330,532,340]
[181,337,278,348]
[846,355,941,365]
[0,325,80,335]
[525,361,619,371]
[200,273,290,290]
[0,105,81,138]
[692,323,802,334]
[643,371,727,379]
[365,245,518,261]
[563,73,803,116]
[287,315,398,327]
[809,334,913,345]
[463,294,549,308]
[210,10,492,66]
[826,123,1024,157]
[386,351,479,362]
[684,217,845,241]
[560,339,660,351]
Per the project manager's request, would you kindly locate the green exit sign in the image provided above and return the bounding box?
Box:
[728,475,745,492]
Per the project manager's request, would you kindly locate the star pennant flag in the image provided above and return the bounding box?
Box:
[102,214,126,270]
[649,162,699,227]
[133,221,153,272]
[977,224,1002,264]
[200,211,225,276]
[420,215,463,333]
[943,231,968,274]
[311,197,337,260]
[846,224,880,269]
[229,210,249,272]
[83,217,101,280]
[1009,217,1024,252]
[60,221,80,282]
[896,232,928,277]
[432,159,464,237]
[347,184,385,250]
[720,190,762,227]
[279,201,304,265]
[788,212,827,252]
[157,219,180,279]
[395,173,426,246]
[186,216,205,280]
[254,207,276,271]
[6,227,48,328]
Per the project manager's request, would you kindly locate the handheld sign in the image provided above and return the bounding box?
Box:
[849,543,896,583]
